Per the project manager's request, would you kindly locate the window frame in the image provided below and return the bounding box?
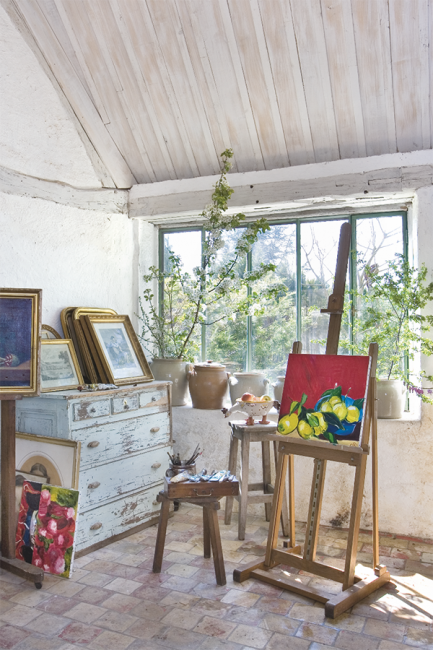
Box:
[159,210,408,367]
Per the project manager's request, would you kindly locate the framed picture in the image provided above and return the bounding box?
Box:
[40,339,84,392]
[278,354,371,448]
[0,288,42,395]
[41,324,62,339]
[82,314,153,386]
[16,432,80,489]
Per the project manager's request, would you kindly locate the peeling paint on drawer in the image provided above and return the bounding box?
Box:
[73,400,110,421]
[79,411,170,466]
[111,395,139,414]
[75,484,162,550]
[79,445,169,510]
[139,389,168,410]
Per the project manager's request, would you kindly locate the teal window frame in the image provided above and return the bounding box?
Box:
[159,210,408,367]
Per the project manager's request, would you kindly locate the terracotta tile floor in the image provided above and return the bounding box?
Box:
[1,505,433,649]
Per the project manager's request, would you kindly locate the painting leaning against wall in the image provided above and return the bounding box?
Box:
[277,354,371,447]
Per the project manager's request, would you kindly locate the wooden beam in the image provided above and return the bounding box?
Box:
[128,151,432,219]
[0,165,128,213]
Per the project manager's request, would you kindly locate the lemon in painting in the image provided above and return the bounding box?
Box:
[298,419,313,439]
[320,401,333,413]
[346,405,360,423]
[312,412,328,436]
[333,402,348,421]
[278,413,298,435]
[329,396,342,407]
[261,395,273,402]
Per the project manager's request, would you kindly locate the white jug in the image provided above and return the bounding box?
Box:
[228,372,270,405]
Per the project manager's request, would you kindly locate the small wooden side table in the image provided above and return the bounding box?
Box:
[153,477,239,586]
[225,421,290,540]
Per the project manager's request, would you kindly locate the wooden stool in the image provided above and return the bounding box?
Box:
[152,491,226,585]
[225,421,290,540]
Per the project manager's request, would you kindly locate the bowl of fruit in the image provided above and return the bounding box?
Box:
[222,393,276,425]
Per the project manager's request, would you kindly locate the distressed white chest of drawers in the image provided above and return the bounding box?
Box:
[16,382,172,554]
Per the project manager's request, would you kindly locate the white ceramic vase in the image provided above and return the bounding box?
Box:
[376,379,406,419]
[228,371,270,405]
[272,376,286,402]
[150,358,191,407]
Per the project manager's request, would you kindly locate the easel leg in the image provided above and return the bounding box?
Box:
[265,446,288,566]
[343,455,367,589]
[262,440,272,522]
[371,378,380,569]
[0,400,44,588]
[304,459,327,562]
[273,441,290,538]
[224,432,238,525]
[238,433,250,540]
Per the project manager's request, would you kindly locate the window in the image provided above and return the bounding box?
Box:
[161,212,407,382]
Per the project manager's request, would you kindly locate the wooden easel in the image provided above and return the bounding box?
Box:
[233,223,390,618]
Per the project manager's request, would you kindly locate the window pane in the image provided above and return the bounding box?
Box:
[251,224,297,383]
[162,231,202,360]
[205,229,247,372]
[301,220,348,353]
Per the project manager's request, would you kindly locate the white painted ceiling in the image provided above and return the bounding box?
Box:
[7,0,433,189]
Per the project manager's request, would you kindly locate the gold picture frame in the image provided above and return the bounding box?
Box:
[41,324,62,339]
[41,339,84,392]
[16,432,80,489]
[0,288,42,396]
[82,314,153,386]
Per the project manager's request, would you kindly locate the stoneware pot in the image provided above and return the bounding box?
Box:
[188,361,228,409]
[151,358,191,407]
[272,375,286,403]
[228,371,270,405]
[376,379,406,419]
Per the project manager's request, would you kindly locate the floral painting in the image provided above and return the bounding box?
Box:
[15,480,42,564]
[31,484,79,578]
[277,354,371,447]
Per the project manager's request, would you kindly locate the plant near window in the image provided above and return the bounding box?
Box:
[139,149,284,361]
[343,254,433,404]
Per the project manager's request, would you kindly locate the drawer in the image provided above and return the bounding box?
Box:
[75,484,162,551]
[73,399,110,422]
[112,395,139,414]
[139,387,169,412]
[79,445,169,510]
[79,411,170,467]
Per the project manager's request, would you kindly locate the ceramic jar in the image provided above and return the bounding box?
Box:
[150,358,191,407]
[188,361,228,409]
[272,376,286,403]
[376,379,406,418]
[228,371,270,405]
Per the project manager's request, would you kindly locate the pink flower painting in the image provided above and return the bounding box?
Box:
[31,484,79,578]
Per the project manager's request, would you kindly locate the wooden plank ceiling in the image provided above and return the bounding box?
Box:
[11,0,433,188]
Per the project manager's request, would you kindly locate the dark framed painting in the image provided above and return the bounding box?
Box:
[277,354,371,448]
[0,288,42,395]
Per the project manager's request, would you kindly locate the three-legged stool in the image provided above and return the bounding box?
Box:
[225,421,290,540]
[152,491,226,585]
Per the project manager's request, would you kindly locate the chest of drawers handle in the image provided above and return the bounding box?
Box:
[87,441,100,448]
[90,522,102,530]
[151,462,161,469]
[90,407,96,413]
[88,482,101,490]
[150,426,160,433]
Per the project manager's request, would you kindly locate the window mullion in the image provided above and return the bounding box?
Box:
[201,227,206,362]
[247,248,252,371]
[349,215,357,350]
[296,221,301,342]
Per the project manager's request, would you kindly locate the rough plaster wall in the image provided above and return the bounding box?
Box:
[0,191,136,334]
[0,4,100,187]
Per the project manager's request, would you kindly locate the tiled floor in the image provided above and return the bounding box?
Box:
[1,506,433,649]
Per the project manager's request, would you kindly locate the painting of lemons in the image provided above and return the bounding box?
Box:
[278,354,371,447]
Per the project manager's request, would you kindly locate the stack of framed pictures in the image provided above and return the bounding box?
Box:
[80,314,153,385]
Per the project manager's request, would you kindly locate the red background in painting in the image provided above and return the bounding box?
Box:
[280,354,370,417]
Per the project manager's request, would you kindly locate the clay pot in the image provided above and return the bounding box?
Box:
[228,372,270,405]
[272,376,286,402]
[151,358,191,407]
[188,361,228,409]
